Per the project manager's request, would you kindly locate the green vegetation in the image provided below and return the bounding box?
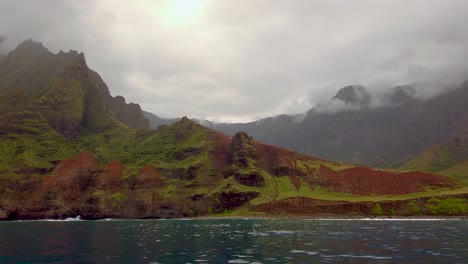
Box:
[407,201,421,215]
[426,197,468,215]
[0,112,76,171]
[108,192,125,209]
[372,203,384,216]
[78,128,136,164]
[296,159,354,172]
[27,65,85,138]
[400,132,468,182]
[127,117,210,168]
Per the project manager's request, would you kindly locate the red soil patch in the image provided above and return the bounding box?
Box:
[207,131,230,171]
[131,165,165,188]
[255,197,373,215]
[98,160,124,190]
[105,160,124,170]
[32,151,100,204]
[318,165,455,195]
[50,151,99,179]
[255,142,332,171]
[255,142,317,190]
[256,142,311,164]
[211,131,232,143]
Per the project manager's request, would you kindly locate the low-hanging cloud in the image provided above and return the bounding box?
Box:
[0,35,6,53]
[1,0,468,122]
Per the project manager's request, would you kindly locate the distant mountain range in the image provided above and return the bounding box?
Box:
[142,72,468,183]
[0,40,466,220]
[142,80,468,171]
[194,83,467,170]
[143,110,179,129]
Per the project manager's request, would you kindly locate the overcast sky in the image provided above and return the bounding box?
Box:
[1,0,468,122]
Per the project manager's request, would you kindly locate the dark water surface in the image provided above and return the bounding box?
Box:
[0,218,466,263]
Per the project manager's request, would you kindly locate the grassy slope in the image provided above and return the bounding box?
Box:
[400,131,468,182]
[134,126,459,215]
[1,112,467,217]
[0,112,76,172]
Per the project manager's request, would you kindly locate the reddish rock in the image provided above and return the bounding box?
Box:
[26,151,101,217]
[98,160,124,190]
[43,152,99,196]
[207,132,230,172]
[317,165,455,195]
[50,151,100,178]
[129,165,165,188]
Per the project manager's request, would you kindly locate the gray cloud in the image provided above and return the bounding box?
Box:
[1,0,468,122]
[0,35,7,55]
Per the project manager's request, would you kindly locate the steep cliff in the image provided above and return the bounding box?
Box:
[0,39,149,130]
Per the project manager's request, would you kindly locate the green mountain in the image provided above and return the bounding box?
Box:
[143,110,179,129]
[0,40,466,220]
[400,129,468,182]
[0,39,149,130]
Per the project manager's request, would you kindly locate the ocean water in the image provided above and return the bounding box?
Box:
[0,218,466,263]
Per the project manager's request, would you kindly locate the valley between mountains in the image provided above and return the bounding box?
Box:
[0,40,466,220]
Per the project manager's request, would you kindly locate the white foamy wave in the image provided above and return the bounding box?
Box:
[65,215,82,221]
[43,215,82,222]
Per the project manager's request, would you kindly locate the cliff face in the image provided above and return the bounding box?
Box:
[0,39,149,130]
[88,69,149,129]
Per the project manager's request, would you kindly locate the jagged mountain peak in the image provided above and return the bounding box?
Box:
[333,85,370,105]
[179,116,191,122]
[15,39,49,53]
[172,116,199,130]
[232,131,252,142]
[8,39,85,64]
[0,39,80,97]
[57,49,82,60]
[0,40,149,130]
[385,84,416,105]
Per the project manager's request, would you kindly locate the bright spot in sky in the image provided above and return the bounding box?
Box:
[158,0,205,27]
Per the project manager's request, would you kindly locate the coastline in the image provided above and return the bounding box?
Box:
[2,214,467,222]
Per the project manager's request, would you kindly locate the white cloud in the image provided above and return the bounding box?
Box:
[1,0,468,122]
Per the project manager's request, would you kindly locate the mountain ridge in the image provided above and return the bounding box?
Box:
[201,81,468,168]
[0,39,149,130]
